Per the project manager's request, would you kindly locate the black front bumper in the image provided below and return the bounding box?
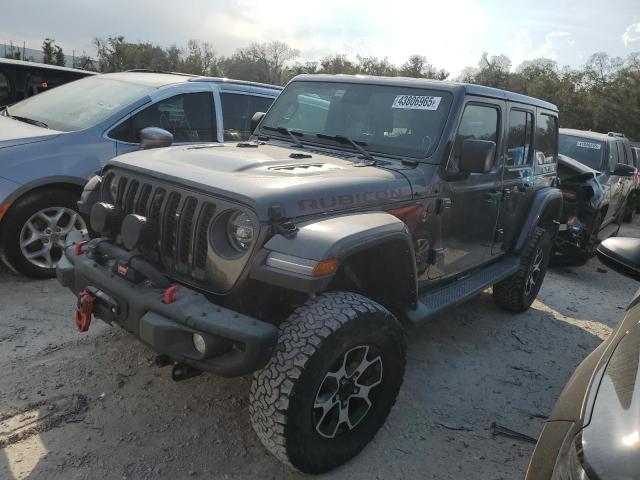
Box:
[56,241,278,377]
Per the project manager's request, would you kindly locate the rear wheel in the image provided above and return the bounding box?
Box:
[1,189,86,278]
[493,227,551,312]
[249,292,406,474]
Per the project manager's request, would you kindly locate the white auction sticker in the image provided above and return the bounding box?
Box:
[576,141,601,150]
[392,95,442,110]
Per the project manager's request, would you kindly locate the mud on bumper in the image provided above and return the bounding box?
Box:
[56,241,278,378]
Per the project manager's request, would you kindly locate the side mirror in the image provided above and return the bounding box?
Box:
[250,112,266,135]
[612,163,636,177]
[596,237,640,281]
[459,139,496,174]
[140,127,173,150]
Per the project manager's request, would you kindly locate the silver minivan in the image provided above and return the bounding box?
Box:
[0,71,281,277]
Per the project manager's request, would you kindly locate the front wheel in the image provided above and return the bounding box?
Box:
[0,189,86,278]
[249,292,406,474]
[493,227,551,312]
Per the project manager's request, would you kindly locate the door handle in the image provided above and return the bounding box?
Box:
[484,191,502,202]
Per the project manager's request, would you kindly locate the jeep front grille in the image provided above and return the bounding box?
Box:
[100,169,254,291]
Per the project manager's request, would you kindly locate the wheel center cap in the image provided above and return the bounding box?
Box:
[337,378,356,399]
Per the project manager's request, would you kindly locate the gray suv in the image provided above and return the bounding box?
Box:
[57,75,562,473]
[0,71,281,277]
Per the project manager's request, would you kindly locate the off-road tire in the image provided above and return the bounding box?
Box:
[493,227,551,312]
[0,188,83,278]
[249,291,406,474]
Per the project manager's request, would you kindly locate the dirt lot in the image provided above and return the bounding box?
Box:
[2,224,639,480]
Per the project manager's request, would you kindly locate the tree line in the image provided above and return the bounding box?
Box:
[26,36,640,140]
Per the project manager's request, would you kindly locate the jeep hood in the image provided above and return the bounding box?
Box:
[0,114,62,149]
[109,143,413,220]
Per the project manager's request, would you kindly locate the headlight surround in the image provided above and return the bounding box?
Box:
[227,211,255,252]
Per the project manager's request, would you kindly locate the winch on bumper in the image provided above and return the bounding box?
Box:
[56,239,279,378]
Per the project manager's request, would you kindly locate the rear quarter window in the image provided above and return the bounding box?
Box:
[534,113,557,164]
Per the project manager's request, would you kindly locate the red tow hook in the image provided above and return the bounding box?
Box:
[163,284,180,304]
[75,289,95,332]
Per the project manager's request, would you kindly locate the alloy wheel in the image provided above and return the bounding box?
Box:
[313,345,383,439]
[19,207,86,269]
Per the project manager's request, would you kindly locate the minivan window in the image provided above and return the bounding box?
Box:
[261,81,453,159]
[109,92,216,144]
[6,76,154,132]
[558,134,604,170]
[450,104,499,171]
[506,109,533,166]
[0,71,9,106]
[222,93,276,141]
[534,114,557,164]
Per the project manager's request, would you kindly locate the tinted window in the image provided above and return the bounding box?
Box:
[110,92,216,143]
[221,93,249,141]
[7,76,154,132]
[506,109,533,166]
[0,71,9,106]
[221,94,276,141]
[534,114,558,164]
[249,95,274,116]
[609,141,619,171]
[450,104,499,171]
[261,81,453,158]
[558,134,604,170]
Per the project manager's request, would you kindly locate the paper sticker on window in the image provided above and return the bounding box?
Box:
[392,95,441,110]
[576,141,601,150]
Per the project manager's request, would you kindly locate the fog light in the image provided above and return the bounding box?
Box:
[193,333,207,354]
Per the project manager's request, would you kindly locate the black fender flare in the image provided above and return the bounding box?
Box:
[250,212,418,308]
[513,187,563,253]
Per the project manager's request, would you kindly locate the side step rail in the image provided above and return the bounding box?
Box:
[406,256,520,325]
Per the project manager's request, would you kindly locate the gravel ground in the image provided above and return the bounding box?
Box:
[1,223,639,480]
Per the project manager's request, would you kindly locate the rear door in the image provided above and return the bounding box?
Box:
[493,104,536,254]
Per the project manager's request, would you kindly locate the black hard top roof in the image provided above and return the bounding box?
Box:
[291,74,558,112]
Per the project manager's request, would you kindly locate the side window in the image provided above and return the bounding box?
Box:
[534,113,558,164]
[506,109,533,166]
[450,104,499,171]
[221,93,250,141]
[619,142,630,165]
[609,141,619,172]
[0,71,10,106]
[109,92,216,144]
[249,95,275,117]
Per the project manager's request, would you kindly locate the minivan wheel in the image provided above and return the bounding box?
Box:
[249,292,406,474]
[1,189,86,278]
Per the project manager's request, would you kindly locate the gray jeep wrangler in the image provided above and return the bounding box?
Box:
[57,75,562,473]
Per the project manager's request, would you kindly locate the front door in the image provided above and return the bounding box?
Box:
[432,101,504,279]
[106,91,218,160]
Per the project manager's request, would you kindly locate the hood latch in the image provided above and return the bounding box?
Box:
[268,205,298,238]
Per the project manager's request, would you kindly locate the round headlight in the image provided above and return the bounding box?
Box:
[227,211,255,251]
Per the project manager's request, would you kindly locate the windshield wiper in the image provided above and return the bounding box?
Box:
[316,133,374,161]
[262,125,304,147]
[6,110,48,129]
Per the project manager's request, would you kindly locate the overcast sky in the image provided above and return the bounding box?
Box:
[2,0,639,75]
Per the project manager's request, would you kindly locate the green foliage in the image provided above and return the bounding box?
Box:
[88,35,640,140]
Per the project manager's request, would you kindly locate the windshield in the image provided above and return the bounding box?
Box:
[260,81,453,159]
[6,76,155,132]
[558,134,605,170]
